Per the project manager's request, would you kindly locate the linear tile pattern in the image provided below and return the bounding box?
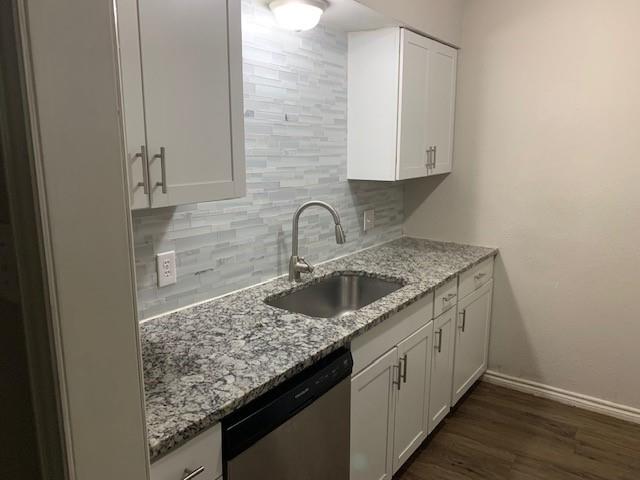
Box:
[396,382,640,480]
[132,0,404,319]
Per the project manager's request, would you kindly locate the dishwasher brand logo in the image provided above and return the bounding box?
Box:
[294,387,310,399]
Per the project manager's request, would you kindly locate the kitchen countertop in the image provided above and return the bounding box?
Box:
[141,237,497,461]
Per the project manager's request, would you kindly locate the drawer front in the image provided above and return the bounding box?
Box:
[434,277,458,317]
[459,257,494,300]
[150,424,222,480]
[351,292,434,375]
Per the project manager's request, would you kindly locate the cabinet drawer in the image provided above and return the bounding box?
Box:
[351,293,433,375]
[150,424,222,480]
[434,277,458,317]
[459,258,493,300]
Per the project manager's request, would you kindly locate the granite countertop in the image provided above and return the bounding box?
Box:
[141,237,497,460]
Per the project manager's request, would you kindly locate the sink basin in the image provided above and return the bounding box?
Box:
[265,272,405,318]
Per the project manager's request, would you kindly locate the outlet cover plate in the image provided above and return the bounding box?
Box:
[156,251,177,288]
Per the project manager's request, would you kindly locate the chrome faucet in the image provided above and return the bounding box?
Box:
[289,201,346,282]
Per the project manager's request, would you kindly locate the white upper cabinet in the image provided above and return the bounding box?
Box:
[347,28,457,181]
[116,0,246,209]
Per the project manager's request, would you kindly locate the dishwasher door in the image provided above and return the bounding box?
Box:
[223,348,353,480]
[226,378,350,480]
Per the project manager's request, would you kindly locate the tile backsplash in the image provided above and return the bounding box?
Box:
[132,0,404,319]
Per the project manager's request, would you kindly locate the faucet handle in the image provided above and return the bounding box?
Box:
[297,256,314,274]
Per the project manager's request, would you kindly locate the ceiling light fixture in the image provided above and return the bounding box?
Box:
[269,0,328,32]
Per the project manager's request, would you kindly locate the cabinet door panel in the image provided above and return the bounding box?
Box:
[452,280,493,405]
[397,30,431,180]
[393,322,433,472]
[427,42,457,176]
[138,0,244,207]
[115,0,149,209]
[428,308,456,433]
[351,348,398,480]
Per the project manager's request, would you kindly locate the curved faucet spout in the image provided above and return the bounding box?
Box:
[290,201,346,281]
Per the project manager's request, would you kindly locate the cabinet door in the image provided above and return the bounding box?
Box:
[115,0,150,210]
[428,308,456,433]
[452,280,493,405]
[396,29,432,180]
[426,41,457,176]
[392,322,433,473]
[137,0,245,207]
[351,348,398,480]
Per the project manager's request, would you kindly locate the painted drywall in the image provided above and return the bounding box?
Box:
[404,0,640,409]
[357,0,465,46]
[133,0,404,319]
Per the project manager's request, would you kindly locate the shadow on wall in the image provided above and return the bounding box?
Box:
[489,254,539,382]
[403,175,447,229]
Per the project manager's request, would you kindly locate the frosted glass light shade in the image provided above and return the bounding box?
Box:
[269,0,328,31]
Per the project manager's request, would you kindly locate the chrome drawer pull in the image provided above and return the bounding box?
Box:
[442,293,456,304]
[182,466,205,480]
[474,272,487,281]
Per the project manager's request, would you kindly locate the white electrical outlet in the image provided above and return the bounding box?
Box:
[156,251,177,288]
[363,209,375,232]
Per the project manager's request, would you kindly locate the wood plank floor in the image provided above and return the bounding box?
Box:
[395,382,640,480]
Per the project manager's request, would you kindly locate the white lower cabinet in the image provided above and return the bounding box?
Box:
[350,294,434,480]
[350,257,495,479]
[350,348,398,480]
[150,424,222,480]
[392,322,433,472]
[428,307,456,433]
[452,280,493,405]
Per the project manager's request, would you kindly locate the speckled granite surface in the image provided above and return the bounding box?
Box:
[142,237,497,461]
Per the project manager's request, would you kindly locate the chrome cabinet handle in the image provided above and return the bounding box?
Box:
[393,362,402,390]
[154,147,167,194]
[425,147,433,169]
[435,328,443,353]
[182,466,204,480]
[432,145,437,169]
[458,310,467,332]
[135,145,150,194]
[474,272,487,281]
[400,354,408,383]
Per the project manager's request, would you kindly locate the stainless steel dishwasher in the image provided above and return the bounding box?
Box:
[222,348,353,480]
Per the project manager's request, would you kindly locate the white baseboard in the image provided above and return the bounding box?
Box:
[482,370,640,425]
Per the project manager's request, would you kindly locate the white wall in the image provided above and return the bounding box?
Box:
[404,0,640,410]
[357,0,465,46]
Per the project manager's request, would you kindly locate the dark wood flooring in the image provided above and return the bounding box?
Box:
[395,382,640,480]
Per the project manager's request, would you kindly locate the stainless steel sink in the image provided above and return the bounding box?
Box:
[265,272,405,318]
